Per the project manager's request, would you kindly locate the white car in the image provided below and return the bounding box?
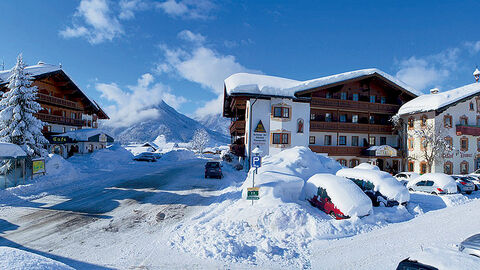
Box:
[394,172,420,186]
[407,173,457,195]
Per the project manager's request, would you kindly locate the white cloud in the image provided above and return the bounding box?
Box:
[96,73,187,127]
[119,0,147,20]
[178,30,206,43]
[156,0,215,19]
[60,0,124,44]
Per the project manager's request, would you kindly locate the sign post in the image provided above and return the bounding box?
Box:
[32,158,46,176]
[249,146,262,204]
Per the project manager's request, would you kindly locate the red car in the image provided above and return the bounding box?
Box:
[308,187,348,220]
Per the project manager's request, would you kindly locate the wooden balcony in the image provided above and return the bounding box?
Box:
[230,120,246,135]
[310,97,400,114]
[37,93,81,110]
[36,113,85,127]
[310,121,393,134]
[309,145,366,156]
[456,124,480,136]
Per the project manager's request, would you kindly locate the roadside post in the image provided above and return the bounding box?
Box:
[248,146,262,204]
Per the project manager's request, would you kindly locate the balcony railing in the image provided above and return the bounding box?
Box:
[37,93,81,110]
[309,145,366,156]
[310,97,400,113]
[456,124,480,136]
[230,120,246,135]
[36,113,85,127]
[310,121,393,134]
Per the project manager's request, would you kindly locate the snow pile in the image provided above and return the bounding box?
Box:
[0,142,27,158]
[303,174,372,217]
[45,154,80,180]
[89,144,134,169]
[354,162,380,170]
[407,173,458,194]
[407,247,480,270]
[0,247,74,270]
[336,168,410,203]
[161,149,196,161]
[242,146,342,203]
[398,82,480,115]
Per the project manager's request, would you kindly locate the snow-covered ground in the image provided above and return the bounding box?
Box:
[0,145,479,269]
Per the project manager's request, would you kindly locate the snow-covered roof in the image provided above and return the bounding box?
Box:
[59,129,112,142]
[0,63,61,84]
[398,82,480,115]
[336,168,410,203]
[0,142,27,158]
[224,68,420,98]
[407,173,457,193]
[304,173,372,217]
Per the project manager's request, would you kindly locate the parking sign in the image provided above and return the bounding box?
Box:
[252,156,262,168]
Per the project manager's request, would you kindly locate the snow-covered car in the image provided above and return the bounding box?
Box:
[336,168,410,207]
[205,161,223,179]
[459,233,480,257]
[303,174,372,220]
[394,172,420,186]
[407,173,457,195]
[451,175,475,194]
[133,152,157,162]
[463,175,480,191]
[397,247,480,270]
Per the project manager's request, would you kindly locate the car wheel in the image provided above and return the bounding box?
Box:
[466,191,472,195]
[408,188,414,192]
[379,201,386,207]
[329,212,336,219]
[431,191,437,195]
[457,186,461,193]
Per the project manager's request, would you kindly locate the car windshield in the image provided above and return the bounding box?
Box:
[206,162,220,168]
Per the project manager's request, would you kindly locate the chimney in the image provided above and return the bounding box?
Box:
[430,88,440,94]
[474,67,480,82]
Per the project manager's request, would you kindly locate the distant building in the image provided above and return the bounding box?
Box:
[223,69,418,172]
[0,62,111,157]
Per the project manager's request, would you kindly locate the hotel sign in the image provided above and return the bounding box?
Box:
[252,120,267,145]
[374,145,397,157]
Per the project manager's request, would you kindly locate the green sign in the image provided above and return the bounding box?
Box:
[32,158,46,175]
[247,187,259,200]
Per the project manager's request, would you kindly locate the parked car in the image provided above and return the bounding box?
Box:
[451,175,475,194]
[459,233,480,257]
[303,174,372,220]
[133,152,157,162]
[205,161,223,179]
[397,247,480,270]
[336,168,410,207]
[464,175,480,191]
[394,172,420,186]
[406,173,457,195]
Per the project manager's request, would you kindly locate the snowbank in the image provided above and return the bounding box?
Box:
[303,174,372,217]
[407,247,480,270]
[46,154,80,180]
[0,247,74,270]
[0,142,27,158]
[89,144,134,169]
[355,162,380,170]
[161,149,196,161]
[242,146,342,203]
[407,173,458,193]
[336,168,410,203]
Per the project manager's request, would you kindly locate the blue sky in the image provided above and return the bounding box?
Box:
[1,0,480,126]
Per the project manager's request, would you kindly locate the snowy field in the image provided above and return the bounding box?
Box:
[0,146,479,269]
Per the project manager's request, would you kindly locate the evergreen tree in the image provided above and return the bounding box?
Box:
[0,54,48,157]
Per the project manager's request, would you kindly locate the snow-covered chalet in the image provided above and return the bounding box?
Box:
[223,69,419,172]
[0,62,111,158]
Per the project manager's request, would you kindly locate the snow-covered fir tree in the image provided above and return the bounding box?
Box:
[0,54,48,157]
[190,128,209,154]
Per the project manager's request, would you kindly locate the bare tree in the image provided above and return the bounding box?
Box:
[190,128,209,154]
[410,123,453,173]
[390,114,408,170]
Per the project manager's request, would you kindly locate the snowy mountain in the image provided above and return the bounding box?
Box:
[195,113,230,136]
[101,101,229,145]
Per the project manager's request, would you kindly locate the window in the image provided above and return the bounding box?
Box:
[46,125,52,132]
[380,136,386,145]
[369,116,375,124]
[325,135,332,145]
[310,113,316,120]
[309,136,315,144]
[408,161,414,172]
[71,112,75,119]
[352,115,358,123]
[326,92,332,98]
[408,138,414,150]
[62,127,66,133]
[339,136,346,145]
[420,137,426,150]
[445,136,453,149]
[352,136,359,146]
[444,161,453,175]
[380,97,386,104]
[272,133,289,145]
[47,108,51,114]
[460,116,468,126]
[62,111,66,117]
[420,161,427,174]
[470,102,475,111]
[408,117,415,129]
[421,115,427,126]
[460,137,469,151]
[297,119,304,133]
[425,181,434,186]
[340,92,347,100]
[340,114,347,122]
[444,115,452,128]
[325,113,332,122]
[337,159,347,167]
[369,136,375,146]
[460,161,469,174]
[370,95,376,103]
[349,159,359,168]
[273,106,290,118]
[352,93,359,101]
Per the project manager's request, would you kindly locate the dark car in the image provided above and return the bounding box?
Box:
[205,162,222,179]
[133,152,156,162]
[396,258,438,270]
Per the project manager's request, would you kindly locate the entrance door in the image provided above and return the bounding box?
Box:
[392,160,399,174]
[376,159,384,171]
